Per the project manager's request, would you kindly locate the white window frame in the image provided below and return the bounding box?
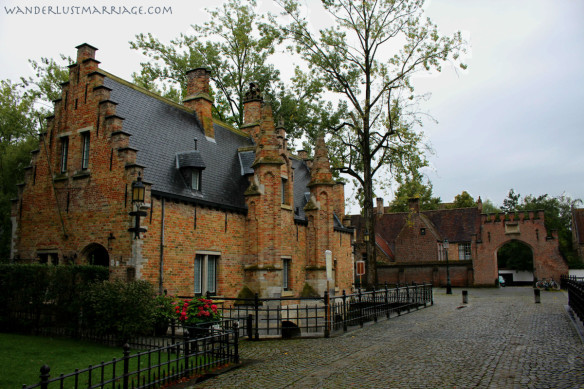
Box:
[81,131,90,170]
[458,242,472,260]
[195,252,219,295]
[192,169,201,191]
[282,257,291,290]
[60,137,69,173]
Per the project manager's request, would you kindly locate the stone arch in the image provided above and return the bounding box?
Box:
[81,243,109,267]
[475,213,568,286]
[495,239,534,285]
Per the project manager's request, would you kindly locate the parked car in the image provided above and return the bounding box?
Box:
[498,275,506,287]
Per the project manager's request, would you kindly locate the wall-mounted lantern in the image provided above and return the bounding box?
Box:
[129,173,147,239]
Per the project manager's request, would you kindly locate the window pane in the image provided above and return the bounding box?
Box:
[81,132,90,170]
[192,170,200,191]
[61,138,69,173]
[207,256,216,294]
[283,258,290,290]
[194,255,202,294]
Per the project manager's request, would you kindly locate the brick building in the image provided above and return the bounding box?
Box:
[10,44,354,298]
[351,197,568,287]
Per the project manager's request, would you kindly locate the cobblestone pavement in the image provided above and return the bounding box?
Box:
[191,288,584,388]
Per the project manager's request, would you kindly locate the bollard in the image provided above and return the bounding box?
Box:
[462,290,468,304]
[534,288,541,303]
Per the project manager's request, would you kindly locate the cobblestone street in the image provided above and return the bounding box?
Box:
[191,287,584,388]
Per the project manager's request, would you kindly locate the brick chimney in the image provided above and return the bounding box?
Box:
[184,68,214,139]
[75,43,98,63]
[376,198,384,215]
[242,82,263,142]
[408,197,420,213]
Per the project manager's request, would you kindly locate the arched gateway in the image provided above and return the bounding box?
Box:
[81,243,110,267]
[474,210,568,286]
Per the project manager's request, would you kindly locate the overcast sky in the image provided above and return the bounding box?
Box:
[1,0,582,210]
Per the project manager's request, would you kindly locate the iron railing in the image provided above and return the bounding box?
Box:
[562,276,584,324]
[22,320,239,389]
[212,283,433,339]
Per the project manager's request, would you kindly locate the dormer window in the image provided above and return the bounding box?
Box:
[176,150,206,192]
[191,169,201,191]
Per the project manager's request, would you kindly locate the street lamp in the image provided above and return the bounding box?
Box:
[129,173,147,239]
[443,239,452,294]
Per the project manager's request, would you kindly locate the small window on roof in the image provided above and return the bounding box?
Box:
[192,169,201,191]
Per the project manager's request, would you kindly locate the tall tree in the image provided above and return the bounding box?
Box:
[0,80,38,259]
[387,175,440,212]
[280,0,466,286]
[130,0,282,127]
[450,191,475,209]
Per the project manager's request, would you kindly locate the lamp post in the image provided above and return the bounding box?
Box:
[129,173,147,239]
[444,239,452,294]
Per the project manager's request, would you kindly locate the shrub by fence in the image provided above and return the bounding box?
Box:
[0,264,108,332]
[22,320,240,389]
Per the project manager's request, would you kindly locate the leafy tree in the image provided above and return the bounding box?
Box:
[450,191,475,209]
[481,199,500,214]
[501,188,520,213]
[279,0,466,286]
[0,57,69,259]
[0,80,38,260]
[387,175,440,212]
[498,240,533,271]
[130,0,282,127]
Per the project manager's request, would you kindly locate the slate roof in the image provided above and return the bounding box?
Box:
[102,73,314,216]
[353,206,481,254]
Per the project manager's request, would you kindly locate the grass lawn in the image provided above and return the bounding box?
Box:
[0,333,181,388]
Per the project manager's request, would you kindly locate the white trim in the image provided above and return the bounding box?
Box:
[57,132,72,138]
[77,126,93,133]
[196,250,221,256]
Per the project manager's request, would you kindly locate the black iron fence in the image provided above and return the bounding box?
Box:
[213,283,433,339]
[562,276,584,324]
[22,320,239,389]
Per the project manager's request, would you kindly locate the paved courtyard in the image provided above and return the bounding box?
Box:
[191,287,584,388]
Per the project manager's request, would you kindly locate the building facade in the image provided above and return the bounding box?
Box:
[351,197,568,287]
[11,44,354,298]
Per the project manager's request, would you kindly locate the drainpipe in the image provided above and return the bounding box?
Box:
[159,198,165,294]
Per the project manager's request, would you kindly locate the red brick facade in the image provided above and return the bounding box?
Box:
[351,198,568,287]
[11,44,354,299]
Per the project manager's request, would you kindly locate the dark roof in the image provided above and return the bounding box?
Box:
[102,74,315,216]
[238,151,255,176]
[292,158,310,220]
[176,151,206,169]
[105,76,254,211]
[423,207,481,242]
[353,206,481,251]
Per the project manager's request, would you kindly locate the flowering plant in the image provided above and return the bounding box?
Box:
[172,297,221,326]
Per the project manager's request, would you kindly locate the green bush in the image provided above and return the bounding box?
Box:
[0,264,108,331]
[82,280,156,340]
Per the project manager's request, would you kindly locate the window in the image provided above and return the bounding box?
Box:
[60,137,69,173]
[195,253,218,295]
[38,252,59,265]
[281,178,287,204]
[81,132,90,170]
[191,169,201,191]
[282,257,291,290]
[458,242,472,260]
[420,228,426,235]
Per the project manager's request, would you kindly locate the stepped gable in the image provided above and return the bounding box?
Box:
[103,76,254,211]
